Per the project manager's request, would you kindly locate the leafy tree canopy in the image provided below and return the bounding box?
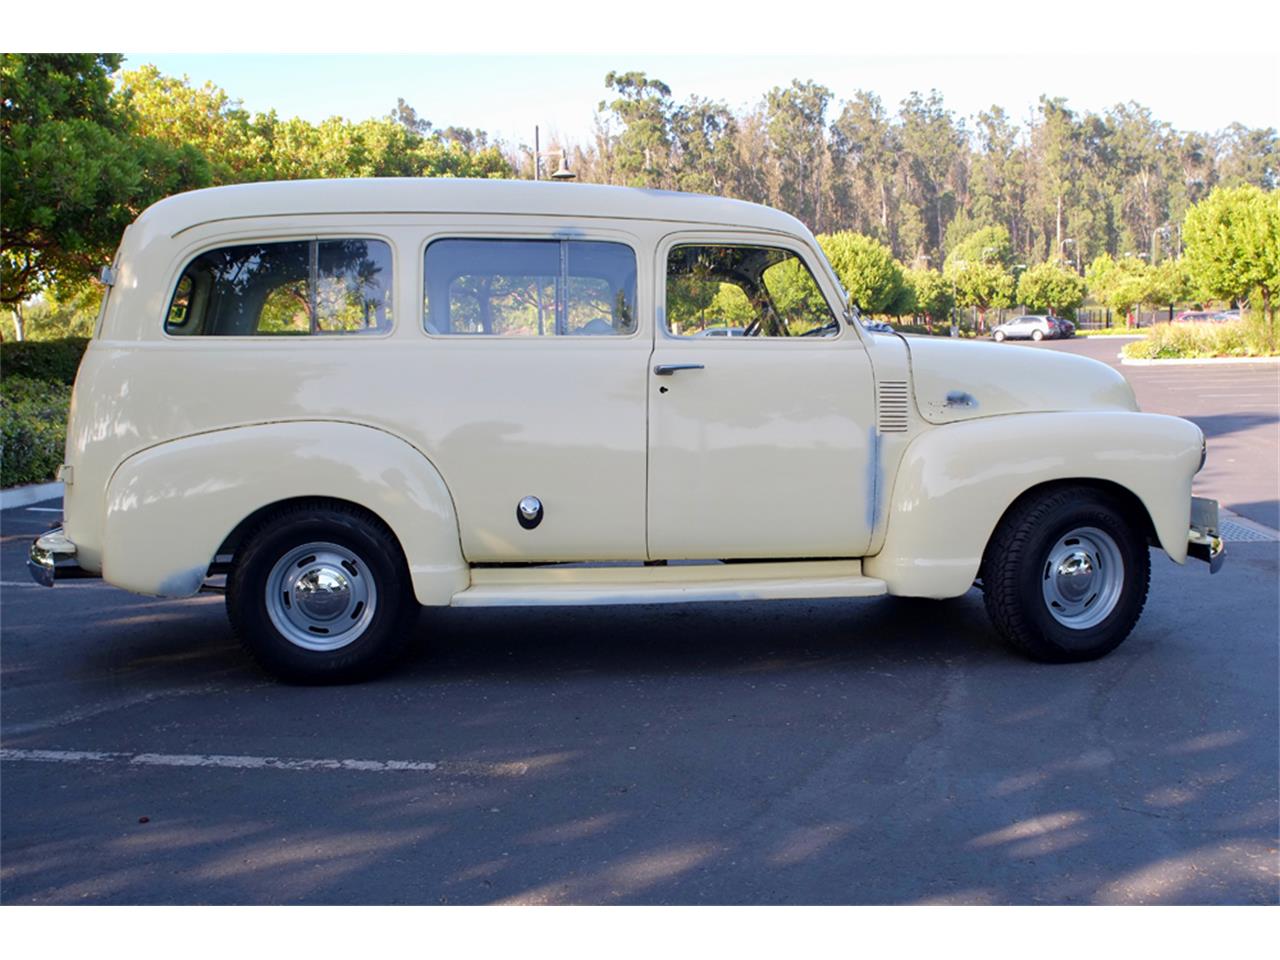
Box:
[1,54,210,314]
[817,232,904,314]
[1015,261,1086,317]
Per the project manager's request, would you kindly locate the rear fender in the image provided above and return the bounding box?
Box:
[103,421,467,604]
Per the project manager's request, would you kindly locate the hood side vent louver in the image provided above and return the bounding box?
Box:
[877,380,910,434]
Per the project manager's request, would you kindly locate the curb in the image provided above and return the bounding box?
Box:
[1119,355,1280,366]
[0,481,64,511]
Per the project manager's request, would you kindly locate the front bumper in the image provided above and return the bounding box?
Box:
[1187,496,1225,573]
[27,526,98,587]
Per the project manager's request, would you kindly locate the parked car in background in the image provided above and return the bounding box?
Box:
[862,319,894,333]
[29,178,1224,681]
[991,315,1058,341]
[1051,316,1076,338]
[1174,311,1218,323]
[696,326,747,337]
[1213,309,1242,322]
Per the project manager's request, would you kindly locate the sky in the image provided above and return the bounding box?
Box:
[123,53,1278,150]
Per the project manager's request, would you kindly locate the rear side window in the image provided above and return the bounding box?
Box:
[423,238,637,336]
[165,239,393,336]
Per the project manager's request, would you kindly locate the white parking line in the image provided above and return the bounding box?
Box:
[25,507,63,513]
[0,747,532,777]
[0,580,107,588]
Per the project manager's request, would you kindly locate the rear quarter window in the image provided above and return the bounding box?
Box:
[164,239,393,336]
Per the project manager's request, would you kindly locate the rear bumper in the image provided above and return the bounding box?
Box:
[1187,497,1225,573]
[27,526,98,587]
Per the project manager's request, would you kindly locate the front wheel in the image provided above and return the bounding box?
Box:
[981,488,1150,663]
[993,330,1006,342]
[227,502,419,683]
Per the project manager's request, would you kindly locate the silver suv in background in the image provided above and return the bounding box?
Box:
[992,315,1058,342]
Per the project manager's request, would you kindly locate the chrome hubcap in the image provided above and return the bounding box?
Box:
[1041,527,1124,629]
[265,542,376,651]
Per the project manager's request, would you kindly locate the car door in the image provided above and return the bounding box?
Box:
[418,228,650,563]
[646,232,877,560]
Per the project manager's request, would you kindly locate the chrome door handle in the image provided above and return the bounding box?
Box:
[653,363,706,376]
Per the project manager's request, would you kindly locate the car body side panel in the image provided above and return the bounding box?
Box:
[863,411,1203,598]
[102,421,468,604]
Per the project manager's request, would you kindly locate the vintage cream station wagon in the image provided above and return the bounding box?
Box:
[29,179,1224,682]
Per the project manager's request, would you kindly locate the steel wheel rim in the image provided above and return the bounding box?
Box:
[265,541,377,651]
[1041,526,1124,630]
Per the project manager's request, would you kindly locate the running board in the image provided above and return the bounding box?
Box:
[450,560,887,607]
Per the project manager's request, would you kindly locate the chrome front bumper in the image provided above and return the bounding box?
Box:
[1187,496,1225,574]
[27,526,97,587]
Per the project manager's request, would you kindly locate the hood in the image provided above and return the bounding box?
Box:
[902,336,1138,425]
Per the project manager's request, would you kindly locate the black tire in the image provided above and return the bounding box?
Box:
[981,487,1150,663]
[227,501,418,683]
[993,330,1006,342]
[1031,329,1044,341]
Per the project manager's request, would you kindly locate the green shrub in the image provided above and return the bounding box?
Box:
[1121,320,1278,360]
[1,376,72,487]
[0,337,90,385]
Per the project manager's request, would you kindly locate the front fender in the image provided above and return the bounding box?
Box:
[863,412,1203,597]
[102,421,467,604]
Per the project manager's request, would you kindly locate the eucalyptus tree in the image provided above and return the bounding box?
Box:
[830,91,900,246]
[598,70,675,188]
[896,90,965,263]
[766,80,835,231]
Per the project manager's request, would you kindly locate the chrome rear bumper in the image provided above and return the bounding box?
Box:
[1187,497,1225,574]
[27,526,97,587]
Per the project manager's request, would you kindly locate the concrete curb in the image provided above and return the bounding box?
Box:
[0,482,63,511]
[1120,355,1280,366]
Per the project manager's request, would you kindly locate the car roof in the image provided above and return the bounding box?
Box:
[133,178,811,238]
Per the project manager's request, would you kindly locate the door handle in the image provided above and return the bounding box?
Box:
[653,363,706,376]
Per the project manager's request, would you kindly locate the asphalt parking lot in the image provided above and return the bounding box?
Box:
[2,341,1277,905]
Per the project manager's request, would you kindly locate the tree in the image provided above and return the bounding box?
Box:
[1086,253,1158,322]
[947,224,1013,267]
[599,71,674,188]
[830,91,899,245]
[766,80,834,231]
[817,232,904,315]
[903,268,954,331]
[944,225,1013,330]
[897,90,965,263]
[670,96,737,196]
[1016,261,1086,317]
[1,54,210,338]
[1184,184,1280,343]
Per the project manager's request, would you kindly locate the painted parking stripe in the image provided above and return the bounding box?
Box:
[0,580,108,588]
[0,747,531,777]
[25,507,64,512]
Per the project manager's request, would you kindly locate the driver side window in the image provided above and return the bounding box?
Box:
[665,244,837,338]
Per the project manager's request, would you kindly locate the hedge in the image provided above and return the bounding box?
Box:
[1,339,89,487]
[0,337,90,385]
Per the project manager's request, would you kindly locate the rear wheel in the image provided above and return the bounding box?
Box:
[1031,329,1044,341]
[981,487,1150,663]
[227,502,418,683]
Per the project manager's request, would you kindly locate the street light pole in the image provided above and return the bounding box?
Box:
[529,125,576,182]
